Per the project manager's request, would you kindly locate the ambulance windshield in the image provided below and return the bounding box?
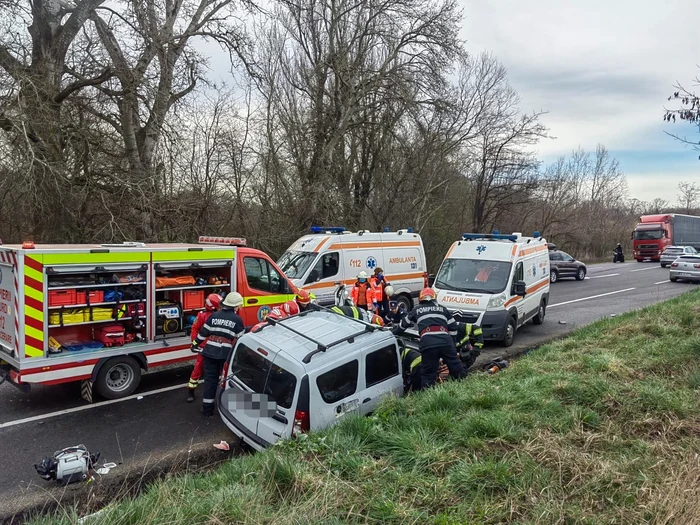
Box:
[277,251,318,279]
[435,258,512,294]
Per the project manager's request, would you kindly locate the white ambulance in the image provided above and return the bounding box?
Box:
[432,232,550,347]
[277,227,428,310]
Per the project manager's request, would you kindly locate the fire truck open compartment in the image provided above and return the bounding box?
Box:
[0,238,298,400]
[41,260,235,357]
[45,263,149,357]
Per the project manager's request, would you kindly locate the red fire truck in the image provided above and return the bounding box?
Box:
[0,237,297,401]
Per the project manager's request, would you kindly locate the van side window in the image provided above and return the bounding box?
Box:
[316,360,359,404]
[365,345,400,387]
[306,252,340,284]
[244,257,283,293]
[511,262,524,294]
[322,252,339,279]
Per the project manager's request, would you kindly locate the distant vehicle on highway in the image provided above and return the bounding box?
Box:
[660,245,697,268]
[548,250,587,283]
[669,255,700,283]
[632,214,700,262]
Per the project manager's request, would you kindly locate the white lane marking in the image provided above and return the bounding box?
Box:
[630,267,660,273]
[655,280,670,285]
[0,383,186,430]
[549,288,636,309]
[587,273,620,279]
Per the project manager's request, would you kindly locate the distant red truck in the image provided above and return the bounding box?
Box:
[632,214,700,262]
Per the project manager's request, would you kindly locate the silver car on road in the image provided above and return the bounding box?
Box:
[660,245,697,268]
[669,254,700,282]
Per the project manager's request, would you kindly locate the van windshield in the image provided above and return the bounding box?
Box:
[277,251,317,280]
[435,258,512,294]
[230,344,297,409]
[633,230,664,240]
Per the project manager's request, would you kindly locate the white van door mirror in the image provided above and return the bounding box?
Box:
[514,280,527,297]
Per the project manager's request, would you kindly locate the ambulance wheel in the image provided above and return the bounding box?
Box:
[396,294,412,312]
[501,317,516,347]
[533,300,546,325]
[95,357,141,400]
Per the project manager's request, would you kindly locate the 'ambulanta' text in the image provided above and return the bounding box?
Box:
[442,296,480,305]
[389,256,417,264]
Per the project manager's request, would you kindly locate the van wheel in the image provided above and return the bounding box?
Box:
[575,268,586,281]
[95,357,141,400]
[532,300,546,325]
[501,317,516,347]
[550,270,558,283]
[396,294,412,312]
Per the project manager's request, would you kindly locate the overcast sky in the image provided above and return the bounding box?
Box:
[201,0,698,204]
[459,0,699,204]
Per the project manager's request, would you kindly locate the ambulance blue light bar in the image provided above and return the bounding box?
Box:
[310,226,346,234]
[462,233,518,242]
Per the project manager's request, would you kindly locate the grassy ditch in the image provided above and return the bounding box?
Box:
[31,291,700,525]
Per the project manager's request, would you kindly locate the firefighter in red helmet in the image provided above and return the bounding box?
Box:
[392,287,466,388]
[186,293,221,403]
[295,288,320,312]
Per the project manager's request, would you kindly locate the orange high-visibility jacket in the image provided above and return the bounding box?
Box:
[351,281,374,307]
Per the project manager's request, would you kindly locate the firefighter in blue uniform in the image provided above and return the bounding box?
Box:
[392,288,467,388]
[191,291,245,416]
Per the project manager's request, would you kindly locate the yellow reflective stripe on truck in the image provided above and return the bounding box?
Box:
[244,294,296,307]
[24,255,45,358]
[40,252,151,265]
[151,250,235,262]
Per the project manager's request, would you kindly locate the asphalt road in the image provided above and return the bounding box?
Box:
[0,261,694,521]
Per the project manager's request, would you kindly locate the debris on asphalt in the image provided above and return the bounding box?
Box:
[558,320,567,324]
[136,396,144,400]
[34,445,100,485]
[213,441,230,451]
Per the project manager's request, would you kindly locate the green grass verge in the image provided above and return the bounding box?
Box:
[31,291,700,525]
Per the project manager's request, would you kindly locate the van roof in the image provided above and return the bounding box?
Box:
[445,233,548,262]
[241,311,394,367]
[286,231,423,253]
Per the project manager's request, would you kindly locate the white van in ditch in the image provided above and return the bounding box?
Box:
[433,232,550,347]
[277,227,428,311]
[217,310,403,451]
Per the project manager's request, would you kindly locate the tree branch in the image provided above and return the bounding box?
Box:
[54,67,113,103]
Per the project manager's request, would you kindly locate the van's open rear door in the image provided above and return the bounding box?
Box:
[0,258,18,361]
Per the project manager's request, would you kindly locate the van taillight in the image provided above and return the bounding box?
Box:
[220,361,230,388]
[292,410,310,437]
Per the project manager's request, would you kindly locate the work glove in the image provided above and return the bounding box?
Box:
[190,341,201,354]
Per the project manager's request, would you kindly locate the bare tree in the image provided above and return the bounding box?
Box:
[677,181,700,214]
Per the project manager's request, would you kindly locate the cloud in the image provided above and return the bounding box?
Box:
[458,0,700,200]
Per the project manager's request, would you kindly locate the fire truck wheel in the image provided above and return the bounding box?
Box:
[95,357,142,400]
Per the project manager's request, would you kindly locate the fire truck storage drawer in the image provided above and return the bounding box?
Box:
[48,289,78,307]
[76,290,105,304]
[183,290,205,310]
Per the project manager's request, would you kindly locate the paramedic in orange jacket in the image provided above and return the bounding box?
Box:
[350,271,374,311]
[186,293,221,403]
[372,267,390,318]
